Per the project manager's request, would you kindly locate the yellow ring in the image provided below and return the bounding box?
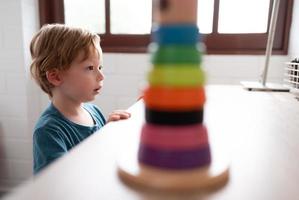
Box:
[148,67,205,87]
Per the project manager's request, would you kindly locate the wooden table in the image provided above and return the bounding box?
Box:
[3,85,299,200]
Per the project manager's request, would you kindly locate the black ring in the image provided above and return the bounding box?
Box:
[145,107,204,125]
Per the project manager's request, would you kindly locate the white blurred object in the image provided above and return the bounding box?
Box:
[284,60,299,96]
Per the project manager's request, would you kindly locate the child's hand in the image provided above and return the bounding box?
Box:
[107,110,131,123]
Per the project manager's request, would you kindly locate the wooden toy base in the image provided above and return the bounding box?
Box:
[118,139,229,192]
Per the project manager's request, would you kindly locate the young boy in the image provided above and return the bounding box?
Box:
[30,24,131,174]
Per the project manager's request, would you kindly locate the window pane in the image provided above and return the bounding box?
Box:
[110,0,152,34]
[218,0,270,33]
[64,0,105,34]
[197,0,214,34]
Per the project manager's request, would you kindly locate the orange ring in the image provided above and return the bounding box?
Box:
[143,86,205,111]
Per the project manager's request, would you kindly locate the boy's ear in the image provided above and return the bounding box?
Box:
[46,69,63,86]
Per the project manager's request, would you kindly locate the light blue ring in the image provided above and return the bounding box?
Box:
[152,24,200,45]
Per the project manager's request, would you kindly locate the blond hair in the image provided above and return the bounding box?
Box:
[30,24,101,97]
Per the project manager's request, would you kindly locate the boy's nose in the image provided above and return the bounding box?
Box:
[97,70,104,81]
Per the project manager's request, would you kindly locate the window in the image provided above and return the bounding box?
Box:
[38,0,293,54]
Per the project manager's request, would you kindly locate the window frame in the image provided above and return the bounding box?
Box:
[38,0,293,55]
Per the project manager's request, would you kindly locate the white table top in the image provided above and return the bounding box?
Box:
[3,85,299,200]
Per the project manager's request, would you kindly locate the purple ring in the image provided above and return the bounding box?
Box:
[138,144,211,169]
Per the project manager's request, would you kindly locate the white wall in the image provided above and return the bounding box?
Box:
[289,0,299,58]
[0,0,296,193]
[0,0,39,192]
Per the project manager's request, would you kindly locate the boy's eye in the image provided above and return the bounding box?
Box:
[99,65,103,70]
[87,66,94,70]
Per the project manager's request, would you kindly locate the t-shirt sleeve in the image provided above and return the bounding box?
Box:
[88,104,106,125]
[33,127,68,174]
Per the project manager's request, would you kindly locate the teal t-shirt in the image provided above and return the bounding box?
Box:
[33,103,106,174]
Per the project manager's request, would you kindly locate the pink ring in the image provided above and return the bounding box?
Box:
[140,123,209,150]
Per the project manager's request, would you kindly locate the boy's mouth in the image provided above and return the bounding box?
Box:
[94,87,101,92]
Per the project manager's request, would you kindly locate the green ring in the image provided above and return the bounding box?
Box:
[148,67,205,87]
[153,64,201,68]
[150,44,202,64]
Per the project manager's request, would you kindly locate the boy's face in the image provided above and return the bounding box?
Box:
[59,45,104,103]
